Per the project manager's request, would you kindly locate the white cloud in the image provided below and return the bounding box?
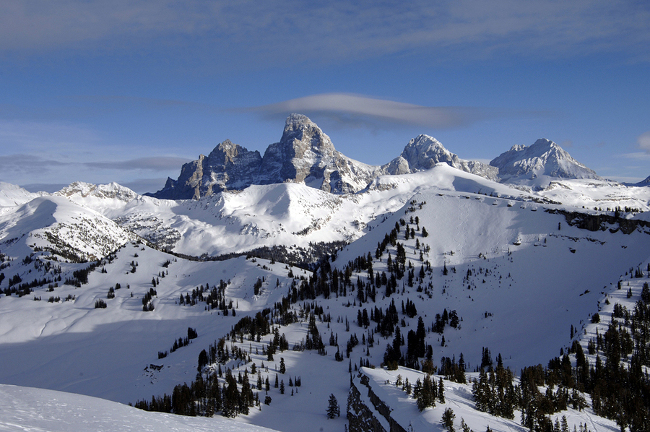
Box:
[249,93,504,130]
[86,157,191,171]
[637,131,650,153]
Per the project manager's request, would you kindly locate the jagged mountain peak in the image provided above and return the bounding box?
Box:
[278,113,335,153]
[404,134,454,160]
[409,134,445,148]
[284,113,316,129]
[151,114,378,199]
[210,138,237,153]
[206,139,261,166]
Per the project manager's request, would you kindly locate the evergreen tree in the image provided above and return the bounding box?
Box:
[326,394,340,419]
[442,408,456,432]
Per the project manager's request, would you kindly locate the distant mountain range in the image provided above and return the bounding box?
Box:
[635,175,650,187]
[149,114,603,200]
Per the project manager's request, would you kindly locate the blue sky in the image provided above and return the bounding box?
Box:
[1,0,649,193]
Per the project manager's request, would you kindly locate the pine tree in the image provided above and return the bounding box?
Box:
[442,408,456,432]
[327,393,340,419]
[460,418,473,432]
[279,357,286,374]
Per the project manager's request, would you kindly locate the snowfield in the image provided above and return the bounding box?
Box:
[0,384,279,432]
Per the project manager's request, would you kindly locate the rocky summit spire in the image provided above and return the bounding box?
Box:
[149,114,380,199]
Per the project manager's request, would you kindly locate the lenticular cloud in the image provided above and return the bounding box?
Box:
[250,93,484,129]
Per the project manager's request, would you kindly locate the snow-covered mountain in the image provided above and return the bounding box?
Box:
[636,175,650,187]
[489,138,600,186]
[152,115,603,201]
[0,194,137,261]
[0,182,42,208]
[0,172,647,431]
[4,162,649,261]
[382,134,499,180]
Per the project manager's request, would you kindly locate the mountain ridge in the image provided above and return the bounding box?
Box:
[150,114,600,200]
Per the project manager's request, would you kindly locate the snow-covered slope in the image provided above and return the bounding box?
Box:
[0,182,42,208]
[55,181,139,211]
[353,367,618,432]
[0,384,278,432]
[1,154,649,431]
[0,175,648,432]
[0,195,135,261]
[5,161,650,261]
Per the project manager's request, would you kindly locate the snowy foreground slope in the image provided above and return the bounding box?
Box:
[0,164,649,431]
[351,367,619,432]
[0,384,278,432]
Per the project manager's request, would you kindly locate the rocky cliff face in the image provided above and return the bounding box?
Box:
[259,114,381,193]
[150,114,381,199]
[151,140,263,200]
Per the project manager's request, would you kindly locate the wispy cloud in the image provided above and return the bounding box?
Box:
[121,178,168,194]
[0,120,100,157]
[620,152,650,161]
[0,154,72,177]
[248,93,530,130]
[1,1,648,65]
[86,157,191,171]
[637,131,650,153]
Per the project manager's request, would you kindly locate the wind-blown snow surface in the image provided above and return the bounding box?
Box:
[0,384,278,432]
